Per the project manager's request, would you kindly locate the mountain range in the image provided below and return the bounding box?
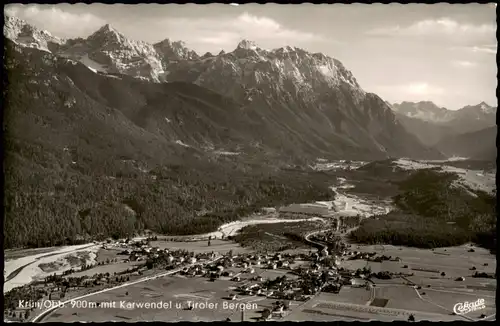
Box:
[390,101,496,159]
[4,15,442,162]
[4,16,495,247]
[391,100,496,130]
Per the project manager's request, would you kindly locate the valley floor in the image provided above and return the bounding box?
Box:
[4,158,496,322]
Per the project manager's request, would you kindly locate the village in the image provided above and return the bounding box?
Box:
[4,230,434,323]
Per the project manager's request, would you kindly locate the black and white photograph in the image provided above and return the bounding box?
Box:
[3,3,497,323]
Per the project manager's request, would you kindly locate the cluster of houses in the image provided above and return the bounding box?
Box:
[195,245,417,312]
[184,248,376,308]
[100,238,215,269]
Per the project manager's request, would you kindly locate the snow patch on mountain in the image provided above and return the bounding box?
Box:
[213,150,240,156]
[79,54,108,73]
[479,102,496,114]
[175,140,190,147]
[237,39,258,51]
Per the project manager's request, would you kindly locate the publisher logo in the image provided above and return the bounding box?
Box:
[453,299,486,315]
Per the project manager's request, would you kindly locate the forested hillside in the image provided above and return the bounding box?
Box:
[3,39,335,249]
[349,169,496,250]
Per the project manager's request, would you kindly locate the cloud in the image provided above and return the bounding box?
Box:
[369,82,456,108]
[450,44,496,55]
[153,12,325,52]
[404,82,445,96]
[5,5,329,53]
[451,60,477,68]
[367,18,495,40]
[4,4,105,38]
[373,82,445,98]
[470,45,496,54]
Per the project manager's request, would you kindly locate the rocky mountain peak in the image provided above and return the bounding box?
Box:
[201,52,213,59]
[461,101,496,115]
[4,15,26,35]
[274,45,295,54]
[4,15,65,52]
[154,38,199,61]
[87,23,126,45]
[391,101,453,123]
[98,23,115,33]
[478,101,495,114]
[237,39,258,50]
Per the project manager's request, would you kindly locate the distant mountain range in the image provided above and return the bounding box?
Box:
[4,15,441,161]
[391,101,496,129]
[391,101,454,123]
[390,101,496,160]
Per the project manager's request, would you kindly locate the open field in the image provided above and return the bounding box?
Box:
[374,286,445,314]
[320,288,371,305]
[424,288,496,314]
[67,261,144,278]
[338,243,496,320]
[41,274,269,322]
[258,268,299,280]
[95,248,125,264]
[350,244,496,283]
[283,293,463,322]
[404,273,497,291]
[340,259,403,274]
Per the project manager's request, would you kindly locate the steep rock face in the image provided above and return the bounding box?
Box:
[4,17,441,160]
[58,24,167,82]
[154,39,200,63]
[4,15,65,53]
[164,41,437,159]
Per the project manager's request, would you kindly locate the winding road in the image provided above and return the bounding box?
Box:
[304,230,329,251]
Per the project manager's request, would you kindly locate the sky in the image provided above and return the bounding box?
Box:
[5,3,497,110]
